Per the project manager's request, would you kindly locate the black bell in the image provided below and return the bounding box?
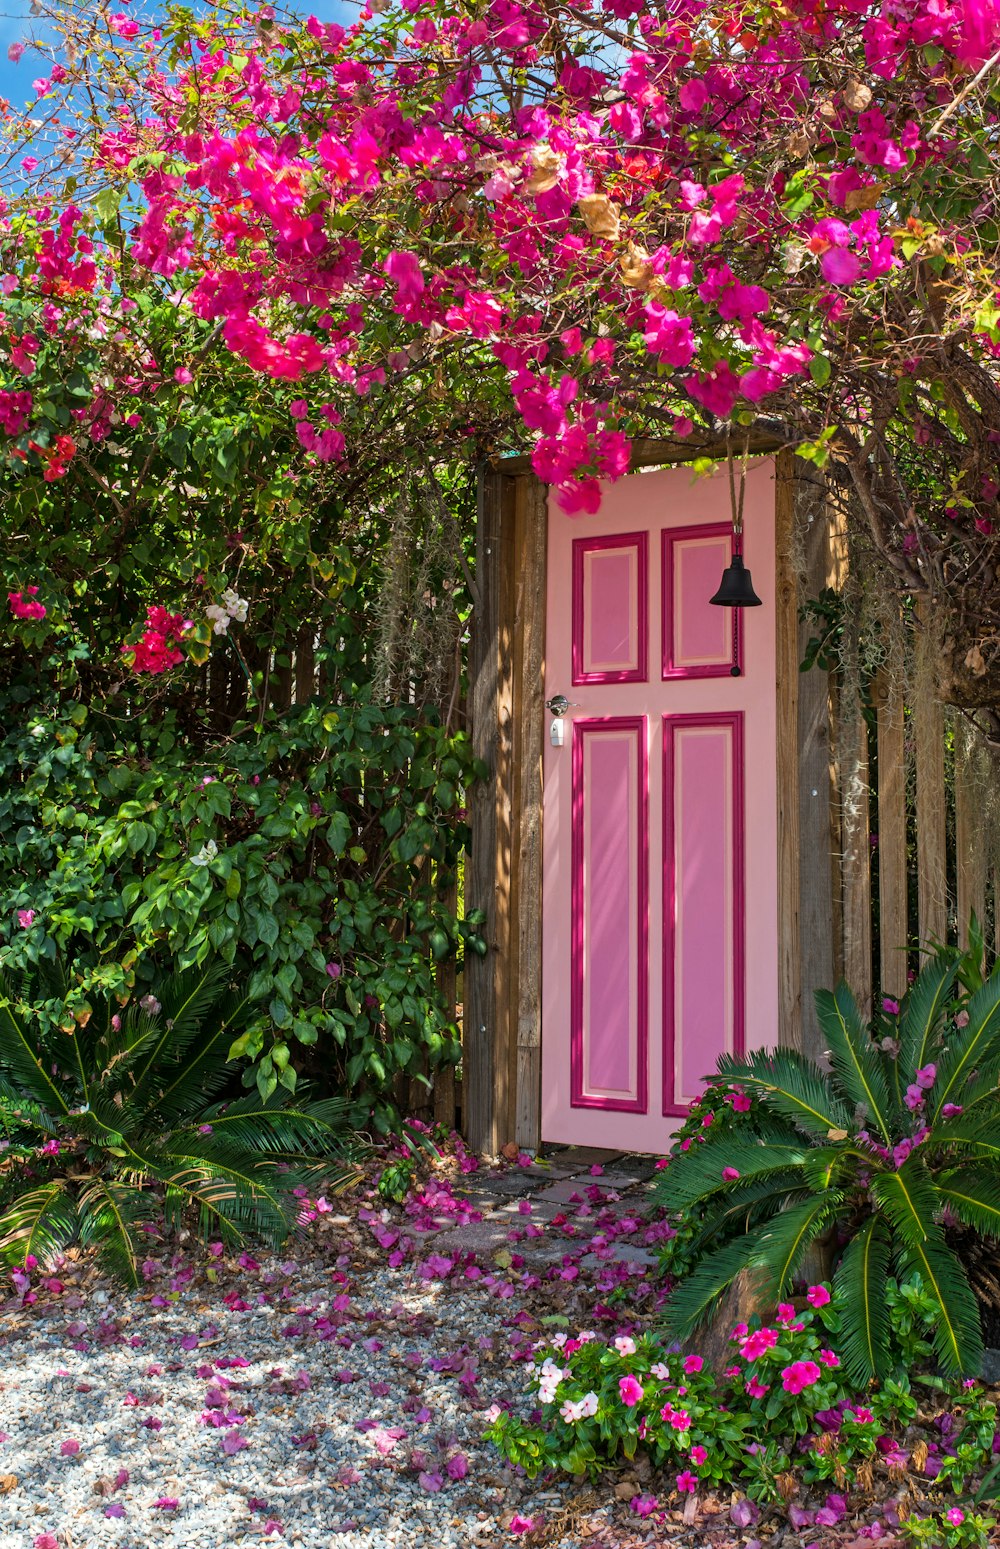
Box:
[709,551,762,608]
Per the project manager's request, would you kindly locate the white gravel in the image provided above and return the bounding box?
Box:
[0,1249,528,1549]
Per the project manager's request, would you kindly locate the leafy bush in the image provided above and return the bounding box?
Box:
[0,691,480,1129]
[0,961,355,1283]
[652,955,1000,1380]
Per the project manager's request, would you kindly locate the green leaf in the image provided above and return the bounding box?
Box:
[931,968,1000,1121]
[833,1217,892,1384]
[716,1047,853,1139]
[815,983,892,1141]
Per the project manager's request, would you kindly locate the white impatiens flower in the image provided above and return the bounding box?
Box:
[190,840,219,867]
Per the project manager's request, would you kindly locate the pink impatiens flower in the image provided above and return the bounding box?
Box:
[740,1327,778,1360]
[676,1470,698,1493]
[682,1354,703,1374]
[781,1360,822,1393]
[806,1284,831,1307]
[618,1374,644,1407]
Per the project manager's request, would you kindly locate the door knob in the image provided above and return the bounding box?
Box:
[545,694,576,715]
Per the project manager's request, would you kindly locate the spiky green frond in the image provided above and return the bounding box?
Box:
[871,1157,941,1250]
[931,969,1000,1122]
[687,1175,805,1257]
[815,984,892,1140]
[716,1048,853,1139]
[899,960,957,1078]
[750,1191,844,1298]
[946,1059,1000,1120]
[933,1115,1000,1162]
[0,1180,77,1268]
[152,988,254,1124]
[662,1228,767,1341]
[894,1235,983,1377]
[76,1179,156,1289]
[653,1138,811,1212]
[899,959,957,1086]
[173,1093,348,1157]
[936,1167,1000,1241]
[0,977,71,1115]
[127,961,232,1113]
[157,1153,293,1242]
[833,1217,892,1386]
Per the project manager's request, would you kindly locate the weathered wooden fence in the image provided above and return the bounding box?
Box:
[794,485,998,1060]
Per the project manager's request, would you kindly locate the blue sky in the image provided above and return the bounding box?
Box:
[0,0,360,105]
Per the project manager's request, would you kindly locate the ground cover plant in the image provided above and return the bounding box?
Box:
[0,960,355,1284]
[650,950,1000,1380]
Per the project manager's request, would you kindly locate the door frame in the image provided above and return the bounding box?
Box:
[463,435,811,1156]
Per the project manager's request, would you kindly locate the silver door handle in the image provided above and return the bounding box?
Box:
[545,694,578,715]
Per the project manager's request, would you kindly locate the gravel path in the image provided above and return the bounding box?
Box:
[0,1151,665,1549]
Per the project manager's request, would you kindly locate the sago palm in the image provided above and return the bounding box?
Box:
[654,954,1000,1381]
[0,960,356,1285]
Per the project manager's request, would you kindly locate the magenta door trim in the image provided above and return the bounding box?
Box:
[662,710,746,1117]
[662,522,743,679]
[571,530,649,685]
[571,715,649,1112]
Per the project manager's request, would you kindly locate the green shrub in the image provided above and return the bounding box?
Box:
[0,961,355,1283]
[652,955,1000,1380]
[0,691,480,1129]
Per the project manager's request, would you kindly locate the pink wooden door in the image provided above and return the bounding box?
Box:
[541,460,779,1153]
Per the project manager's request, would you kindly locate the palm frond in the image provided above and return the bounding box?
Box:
[893,1235,983,1377]
[815,984,892,1141]
[76,1178,156,1289]
[899,958,957,1085]
[716,1048,853,1139]
[833,1217,892,1386]
[938,1115,1000,1161]
[871,1156,941,1251]
[127,962,232,1112]
[687,1175,806,1256]
[0,1180,77,1268]
[936,1167,1000,1241]
[662,1228,766,1341]
[0,976,71,1115]
[172,1092,349,1157]
[151,987,255,1124]
[931,968,1000,1123]
[750,1191,844,1298]
[653,1135,810,1212]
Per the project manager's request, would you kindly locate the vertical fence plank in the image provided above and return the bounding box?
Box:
[512,474,547,1151]
[294,626,316,705]
[840,693,873,1011]
[956,738,987,947]
[465,464,515,1156]
[434,873,459,1132]
[797,474,836,1062]
[875,673,908,998]
[914,690,947,952]
[775,453,802,1049]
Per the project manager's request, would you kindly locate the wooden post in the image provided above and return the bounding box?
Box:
[874,672,908,998]
[955,736,987,948]
[775,452,802,1050]
[465,465,515,1156]
[511,475,547,1149]
[796,471,837,1061]
[914,687,947,952]
[434,872,459,1132]
[840,694,873,1012]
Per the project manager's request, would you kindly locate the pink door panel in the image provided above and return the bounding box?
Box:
[542,460,778,1154]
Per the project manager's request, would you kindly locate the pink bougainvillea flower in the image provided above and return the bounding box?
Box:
[8,586,46,620]
[631,1493,659,1517]
[618,1374,644,1407]
[17,909,35,929]
[59,1438,81,1456]
[721,1166,740,1181]
[34,1538,59,1549]
[152,1497,179,1510]
[510,1517,541,1536]
[882,997,900,1014]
